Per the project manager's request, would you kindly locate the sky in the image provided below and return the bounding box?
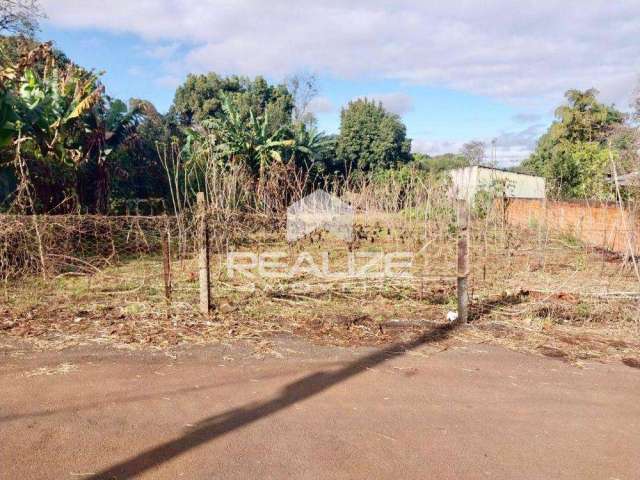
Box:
[38,0,640,166]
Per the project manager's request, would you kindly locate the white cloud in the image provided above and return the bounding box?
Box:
[412,123,543,166]
[359,92,414,115]
[512,113,541,124]
[126,65,144,77]
[307,96,334,114]
[412,138,464,156]
[493,146,534,167]
[143,43,181,60]
[41,0,640,108]
[494,124,544,151]
[155,74,183,88]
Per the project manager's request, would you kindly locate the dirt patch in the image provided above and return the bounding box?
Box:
[537,345,569,359]
[622,357,640,369]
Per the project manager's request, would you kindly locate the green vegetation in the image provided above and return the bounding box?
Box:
[412,152,469,174]
[521,89,628,199]
[170,73,294,130]
[336,98,411,174]
[0,1,638,212]
[0,33,416,213]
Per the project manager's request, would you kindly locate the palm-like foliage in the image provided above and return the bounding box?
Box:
[0,43,103,211]
[201,94,292,178]
[82,98,145,212]
[164,92,333,214]
[11,67,100,161]
[287,123,333,167]
[0,42,158,212]
[0,89,16,148]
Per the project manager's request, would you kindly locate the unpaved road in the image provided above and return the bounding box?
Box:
[1,332,639,480]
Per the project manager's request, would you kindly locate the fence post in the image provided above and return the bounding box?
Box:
[162,218,172,306]
[197,192,211,315]
[457,200,470,323]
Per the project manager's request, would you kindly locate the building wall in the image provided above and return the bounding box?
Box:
[450,166,545,201]
[505,198,639,254]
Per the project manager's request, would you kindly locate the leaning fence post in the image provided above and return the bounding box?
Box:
[457,200,470,323]
[197,192,211,315]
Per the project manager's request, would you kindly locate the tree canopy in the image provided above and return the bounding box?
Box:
[169,73,294,130]
[412,152,469,174]
[0,40,167,212]
[460,140,486,166]
[4,22,638,214]
[336,98,411,174]
[521,89,625,199]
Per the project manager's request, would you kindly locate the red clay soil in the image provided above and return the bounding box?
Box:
[1,334,639,480]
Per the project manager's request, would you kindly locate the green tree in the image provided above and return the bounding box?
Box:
[412,152,469,174]
[200,94,291,179]
[336,98,411,174]
[109,100,169,207]
[78,97,150,212]
[0,42,103,211]
[169,73,293,131]
[285,123,334,173]
[521,89,625,199]
[0,40,163,213]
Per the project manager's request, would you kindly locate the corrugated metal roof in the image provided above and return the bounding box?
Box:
[449,165,544,179]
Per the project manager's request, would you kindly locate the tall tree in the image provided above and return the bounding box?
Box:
[169,73,293,130]
[336,98,411,173]
[200,94,290,178]
[109,99,169,205]
[412,152,470,174]
[521,89,625,199]
[0,42,103,212]
[0,41,162,213]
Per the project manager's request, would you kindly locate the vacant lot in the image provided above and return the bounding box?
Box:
[2,213,639,365]
[2,211,640,479]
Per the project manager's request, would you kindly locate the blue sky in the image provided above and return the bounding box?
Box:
[39,1,640,166]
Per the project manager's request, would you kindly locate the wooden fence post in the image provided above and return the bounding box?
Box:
[197,192,211,315]
[162,219,172,306]
[457,200,470,323]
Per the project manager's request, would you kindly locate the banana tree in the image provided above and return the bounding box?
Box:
[0,43,103,211]
[81,97,145,212]
[285,123,333,171]
[207,94,291,178]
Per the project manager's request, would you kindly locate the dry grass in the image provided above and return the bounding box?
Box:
[1,212,639,367]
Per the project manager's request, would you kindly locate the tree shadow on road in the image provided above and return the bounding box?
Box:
[88,321,460,480]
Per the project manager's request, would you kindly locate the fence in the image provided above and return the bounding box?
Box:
[1,194,639,351]
[505,198,639,254]
[0,214,176,281]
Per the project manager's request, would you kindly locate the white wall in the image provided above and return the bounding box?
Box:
[450,166,545,201]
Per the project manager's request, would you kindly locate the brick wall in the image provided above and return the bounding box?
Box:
[505,198,639,254]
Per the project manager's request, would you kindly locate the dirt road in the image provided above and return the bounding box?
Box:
[1,333,639,479]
